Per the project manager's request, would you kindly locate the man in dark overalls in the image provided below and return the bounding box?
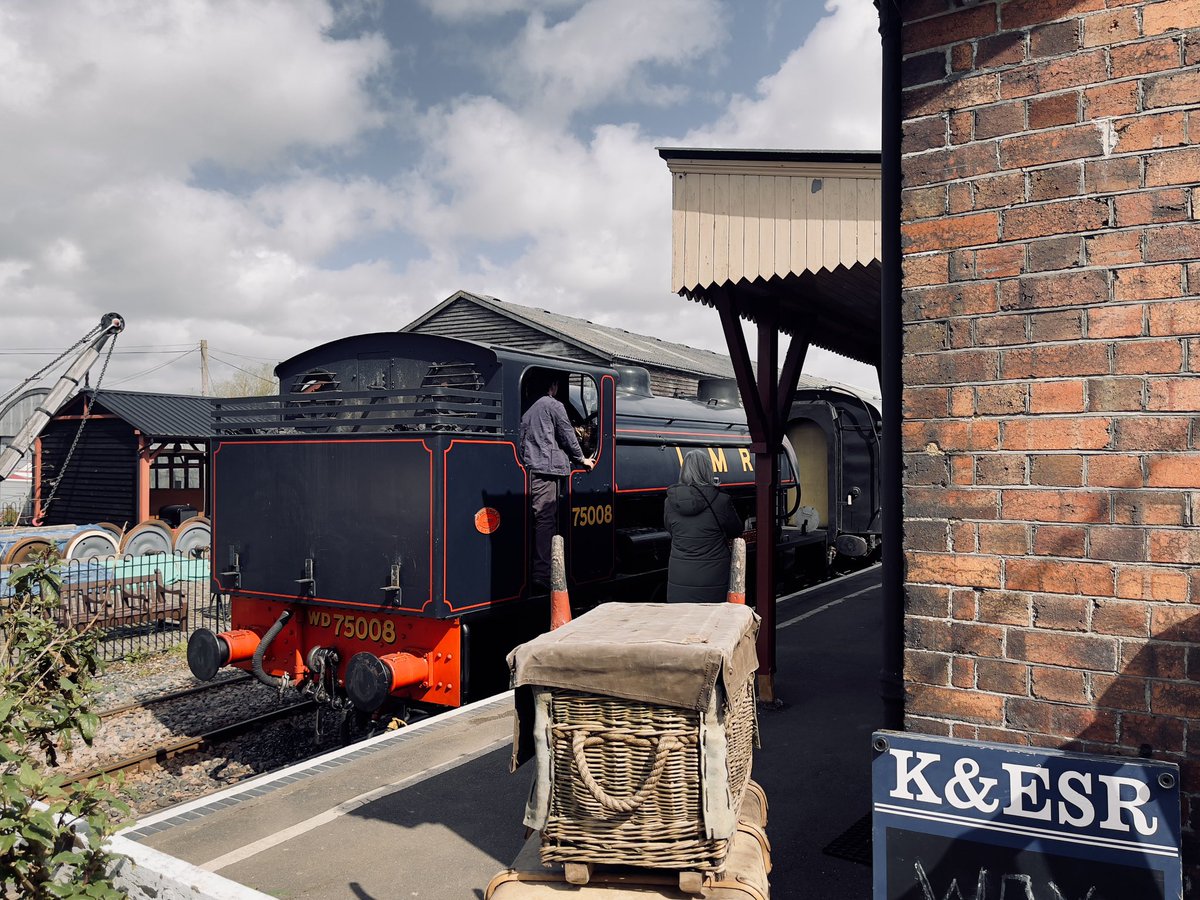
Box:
[519,376,594,588]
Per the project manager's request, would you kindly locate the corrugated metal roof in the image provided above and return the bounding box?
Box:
[405,291,734,378]
[85,389,211,439]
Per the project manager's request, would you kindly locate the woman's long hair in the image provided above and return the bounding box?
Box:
[679,448,715,487]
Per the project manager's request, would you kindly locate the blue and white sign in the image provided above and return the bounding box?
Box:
[872,731,1182,900]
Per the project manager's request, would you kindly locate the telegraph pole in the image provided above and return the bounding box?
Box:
[200,339,210,396]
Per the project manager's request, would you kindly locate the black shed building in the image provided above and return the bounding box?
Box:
[35,389,211,528]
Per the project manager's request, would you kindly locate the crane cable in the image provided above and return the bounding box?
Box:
[34,332,120,525]
[0,321,107,411]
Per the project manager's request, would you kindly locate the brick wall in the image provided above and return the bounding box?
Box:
[899,0,1200,871]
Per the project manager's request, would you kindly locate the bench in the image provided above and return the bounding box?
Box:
[56,570,189,631]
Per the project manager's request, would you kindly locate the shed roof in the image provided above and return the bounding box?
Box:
[81,389,212,439]
[658,148,881,367]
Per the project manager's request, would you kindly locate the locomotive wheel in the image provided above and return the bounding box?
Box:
[172,515,211,559]
[64,528,120,561]
[120,518,173,556]
[2,536,54,565]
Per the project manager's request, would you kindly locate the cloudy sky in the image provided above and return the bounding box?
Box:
[0,0,881,403]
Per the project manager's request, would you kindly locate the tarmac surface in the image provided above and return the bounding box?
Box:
[124,564,883,898]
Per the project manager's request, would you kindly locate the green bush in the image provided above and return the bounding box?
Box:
[1,550,129,897]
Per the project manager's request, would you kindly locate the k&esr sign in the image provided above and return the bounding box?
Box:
[872,731,1182,900]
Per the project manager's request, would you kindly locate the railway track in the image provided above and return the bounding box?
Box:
[98,672,253,720]
[68,699,318,783]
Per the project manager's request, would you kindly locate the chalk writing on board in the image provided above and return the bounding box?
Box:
[913,861,1097,900]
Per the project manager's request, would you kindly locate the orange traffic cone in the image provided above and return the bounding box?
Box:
[726,537,747,604]
[550,534,572,629]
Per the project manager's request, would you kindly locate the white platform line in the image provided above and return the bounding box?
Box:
[778,581,881,630]
[777,562,881,606]
[200,734,511,873]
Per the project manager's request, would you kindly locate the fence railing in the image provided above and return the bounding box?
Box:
[2,551,227,664]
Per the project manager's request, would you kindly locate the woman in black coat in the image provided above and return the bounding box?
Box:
[663,449,744,602]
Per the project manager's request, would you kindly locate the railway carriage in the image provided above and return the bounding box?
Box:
[187,332,880,715]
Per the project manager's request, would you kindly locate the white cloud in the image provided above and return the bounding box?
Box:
[416,0,579,23]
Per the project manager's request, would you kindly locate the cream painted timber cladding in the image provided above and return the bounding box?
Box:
[667,159,882,292]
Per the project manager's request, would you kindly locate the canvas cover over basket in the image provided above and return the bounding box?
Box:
[508,603,760,872]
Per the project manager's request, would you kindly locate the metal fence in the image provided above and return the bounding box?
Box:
[2,551,227,663]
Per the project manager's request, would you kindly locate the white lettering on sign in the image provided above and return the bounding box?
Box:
[886,749,1162,837]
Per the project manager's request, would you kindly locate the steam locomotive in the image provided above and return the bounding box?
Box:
[187,332,880,715]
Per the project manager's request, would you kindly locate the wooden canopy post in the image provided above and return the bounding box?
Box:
[713,288,810,702]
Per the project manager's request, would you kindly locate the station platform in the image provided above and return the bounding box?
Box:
[122,565,883,898]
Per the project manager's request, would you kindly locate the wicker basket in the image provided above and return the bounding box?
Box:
[538,676,756,872]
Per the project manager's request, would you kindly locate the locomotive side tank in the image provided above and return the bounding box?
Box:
[188,332,879,714]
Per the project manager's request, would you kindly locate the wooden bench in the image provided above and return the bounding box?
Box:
[57,570,189,631]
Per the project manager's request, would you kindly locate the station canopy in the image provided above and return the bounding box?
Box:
[658,148,881,368]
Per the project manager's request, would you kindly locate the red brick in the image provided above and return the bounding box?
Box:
[1144,0,1200,35]
[905,649,951,686]
[1033,524,1087,557]
[1027,236,1083,273]
[1090,526,1147,562]
[1033,594,1089,630]
[1149,530,1200,565]
[1030,452,1085,483]
[1032,666,1087,703]
[974,173,1027,213]
[1146,150,1200,189]
[951,588,977,620]
[978,590,1032,626]
[908,617,1005,657]
[1114,188,1189,226]
[906,482,1000,517]
[977,30,1026,68]
[1115,566,1190,602]
[905,350,1000,386]
[903,212,1000,253]
[999,50,1107,100]
[976,244,1025,278]
[975,101,1025,140]
[950,43,974,75]
[1084,81,1140,119]
[1092,673,1149,712]
[1086,454,1143,487]
[907,684,1004,724]
[907,583,952,618]
[976,453,1027,484]
[1001,0,1105,30]
[1118,714,1186,754]
[1145,222,1200,261]
[949,109,974,144]
[1086,377,1144,411]
[904,115,948,152]
[974,313,1028,346]
[1003,197,1109,241]
[1112,416,1190,450]
[1121,640,1187,679]
[1114,113,1188,154]
[1001,342,1109,378]
[979,522,1030,555]
[1001,125,1103,172]
[976,384,1027,416]
[903,386,949,418]
[903,51,949,90]
[1009,558,1115,596]
[1149,300,1200,335]
[906,715,952,736]
[1001,417,1112,451]
[903,4,998,54]
[1029,92,1080,130]
[906,321,949,354]
[1113,264,1184,302]
[1151,681,1200,718]
[1032,309,1086,343]
[1148,379,1200,412]
[907,518,950,550]
[902,185,946,220]
[1112,490,1189,526]
[1092,599,1149,636]
[1028,164,1083,202]
[950,456,975,486]
[907,282,998,321]
[1007,628,1117,671]
[948,181,973,214]
[904,73,1001,119]
[1006,269,1109,310]
[1081,9,1139,47]
[1029,20,1081,58]
[1145,69,1200,111]
[1004,488,1113,523]
[1008,699,1117,744]
[1151,604,1200,642]
[1084,231,1141,267]
[906,142,999,188]
[1083,155,1141,192]
[908,552,1003,588]
[978,658,1028,695]
[1088,303,1143,338]
[1110,35,1185,78]
[1113,338,1183,375]
[1147,454,1200,487]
